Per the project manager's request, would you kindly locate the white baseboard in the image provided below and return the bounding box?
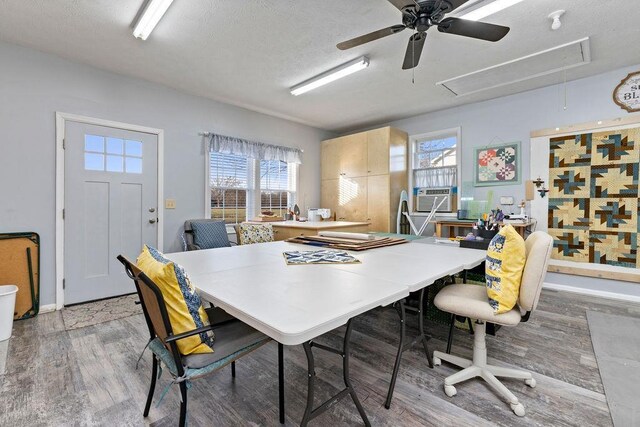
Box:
[543,282,640,303]
[39,304,57,314]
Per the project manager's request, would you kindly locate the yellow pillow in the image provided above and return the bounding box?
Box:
[137,245,214,355]
[485,224,526,314]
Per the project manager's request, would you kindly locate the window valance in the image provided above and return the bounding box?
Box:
[207,133,302,164]
[413,166,457,188]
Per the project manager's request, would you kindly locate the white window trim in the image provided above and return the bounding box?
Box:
[408,127,461,217]
[204,154,299,226]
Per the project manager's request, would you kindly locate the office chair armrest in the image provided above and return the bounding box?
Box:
[165,324,215,343]
[187,243,201,251]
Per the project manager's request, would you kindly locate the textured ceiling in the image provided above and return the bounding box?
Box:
[1,0,639,132]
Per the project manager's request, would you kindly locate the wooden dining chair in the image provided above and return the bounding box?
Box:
[117,255,270,427]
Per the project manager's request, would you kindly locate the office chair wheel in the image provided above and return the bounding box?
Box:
[444,384,456,397]
[433,356,441,366]
[511,402,525,417]
[524,378,536,388]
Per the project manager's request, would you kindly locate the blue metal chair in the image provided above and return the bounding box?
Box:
[182,219,233,251]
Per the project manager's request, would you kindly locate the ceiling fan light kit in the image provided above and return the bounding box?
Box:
[133,0,174,40]
[337,0,511,70]
[290,56,370,96]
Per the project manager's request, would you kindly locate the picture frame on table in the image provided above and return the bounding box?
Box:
[474,141,521,187]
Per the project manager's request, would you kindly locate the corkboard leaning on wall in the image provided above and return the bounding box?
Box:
[0,233,40,319]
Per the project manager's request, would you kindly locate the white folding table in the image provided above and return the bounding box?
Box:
[166,240,485,425]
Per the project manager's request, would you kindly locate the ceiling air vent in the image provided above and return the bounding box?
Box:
[437,37,591,96]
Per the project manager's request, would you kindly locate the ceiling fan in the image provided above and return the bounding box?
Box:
[337,0,511,70]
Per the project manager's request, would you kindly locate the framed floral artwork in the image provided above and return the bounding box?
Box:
[474,141,521,186]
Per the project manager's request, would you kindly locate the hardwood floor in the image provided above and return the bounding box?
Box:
[2,289,638,426]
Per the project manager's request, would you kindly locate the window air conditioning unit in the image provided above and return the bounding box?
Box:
[416,188,452,212]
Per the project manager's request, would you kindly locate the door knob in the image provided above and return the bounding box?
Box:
[149,219,157,224]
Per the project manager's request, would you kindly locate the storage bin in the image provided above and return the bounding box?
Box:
[0,285,18,341]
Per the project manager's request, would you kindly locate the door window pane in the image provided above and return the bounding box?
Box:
[125,157,143,174]
[85,135,104,153]
[125,140,142,157]
[106,138,124,155]
[85,153,104,171]
[106,155,124,172]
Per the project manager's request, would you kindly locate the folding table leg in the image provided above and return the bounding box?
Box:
[417,288,434,368]
[300,319,370,427]
[385,300,406,409]
[278,343,285,424]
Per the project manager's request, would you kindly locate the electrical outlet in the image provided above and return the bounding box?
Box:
[165,199,176,209]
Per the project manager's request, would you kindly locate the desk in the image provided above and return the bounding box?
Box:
[435,219,533,239]
[253,220,370,241]
[166,240,485,424]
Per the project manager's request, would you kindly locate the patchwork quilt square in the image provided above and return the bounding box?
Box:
[548,229,590,263]
[590,198,638,233]
[548,166,590,199]
[589,231,637,268]
[547,198,590,229]
[590,163,638,198]
[549,134,592,168]
[590,129,639,166]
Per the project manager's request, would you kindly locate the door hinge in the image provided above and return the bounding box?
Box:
[62,138,66,149]
[62,208,65,219]
[63,279,65,290]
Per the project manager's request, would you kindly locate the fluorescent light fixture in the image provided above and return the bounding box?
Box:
[290,56,369,96]
[133,0,174,40]
[457,0,524,22]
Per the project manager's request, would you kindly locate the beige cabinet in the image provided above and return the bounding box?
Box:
[367,174,390,232]
[321,139,340,180]
[320,126,407,233]
[322,132,368,179]
[367,127,390,176]
[322,177,368,221]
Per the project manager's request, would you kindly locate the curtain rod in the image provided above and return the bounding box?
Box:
[198,131,304,153]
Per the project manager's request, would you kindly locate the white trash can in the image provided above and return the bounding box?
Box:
[0,285,18,342]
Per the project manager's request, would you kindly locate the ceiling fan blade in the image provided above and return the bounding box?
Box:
[387,0,418,12]
[402,32,427,70]
[337,25,406,50]
[437,17,510,42]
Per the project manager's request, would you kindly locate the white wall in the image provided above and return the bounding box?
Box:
[377,64,640,298]
[0,41,332,307]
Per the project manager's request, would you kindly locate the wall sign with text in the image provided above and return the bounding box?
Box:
[613,71,640,113]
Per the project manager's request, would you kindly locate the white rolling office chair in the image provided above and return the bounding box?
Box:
[432,231,553,416]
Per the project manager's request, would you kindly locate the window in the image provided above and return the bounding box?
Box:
[260,160,296,217]
[209,153,249,224]
[208,153,297,224]
[410,130,460,213]
[84,134,142,174]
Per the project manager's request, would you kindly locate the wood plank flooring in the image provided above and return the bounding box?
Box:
[1,289,639,426]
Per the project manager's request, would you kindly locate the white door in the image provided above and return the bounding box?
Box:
[64,121,158,305]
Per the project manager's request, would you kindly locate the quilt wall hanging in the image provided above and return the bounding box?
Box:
[547,127,639,269]
[474,141,521,186]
